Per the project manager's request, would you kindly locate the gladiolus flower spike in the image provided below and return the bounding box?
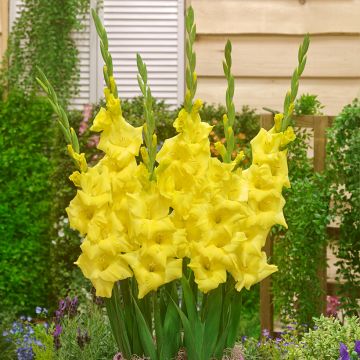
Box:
[36,6,309,360]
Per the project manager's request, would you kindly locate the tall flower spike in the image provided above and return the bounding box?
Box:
[91,9,118,99]
[137,53,157,180]
[36,67,87,172]
[184,6,197,113]
[222,40,236,163]
[280,34,310,132]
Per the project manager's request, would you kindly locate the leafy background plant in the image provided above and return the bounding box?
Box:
[241,315,360,360]
[0,90,55,318]
[1,0,90,103]
[272,94,330,327]
[326,99,360,316]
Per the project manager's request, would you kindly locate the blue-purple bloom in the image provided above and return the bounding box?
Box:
[354,341,360,356]
[35,307,42,314]
[339,342,350,360]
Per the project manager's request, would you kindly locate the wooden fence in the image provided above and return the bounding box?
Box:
[259,114,335,333]
[0,0,9,61]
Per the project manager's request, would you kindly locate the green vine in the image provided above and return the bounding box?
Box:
[326,99,360,316]
[272,96,331,327]
[1,0,90,104]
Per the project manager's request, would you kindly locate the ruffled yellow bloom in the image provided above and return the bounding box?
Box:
[67,79,295,298]
[123,246,182,298]
[76,247,132,297]
[188,245,227,293]
[233,252,278,292]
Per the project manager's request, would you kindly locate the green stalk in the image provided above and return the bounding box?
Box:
[36,68,84,170]
[91,9,118,98]
[184,6,197,113]
[105,283,132,359]
[280,34,310,132]
[136,53,157,180]
[222,40,236,163]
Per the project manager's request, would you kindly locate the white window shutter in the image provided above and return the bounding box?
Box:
[9,0,185,108]
[103,0,184,107]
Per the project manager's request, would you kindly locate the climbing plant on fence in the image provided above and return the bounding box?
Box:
[1,0,90,102]
[272,95,331,327]
[326,99,360,316]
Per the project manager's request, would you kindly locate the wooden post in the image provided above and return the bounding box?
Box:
[260,114,274,334]
[259,114,334,330]
[0,0,9,61]
[313,116,329,315]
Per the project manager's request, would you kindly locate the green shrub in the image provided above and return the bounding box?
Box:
[241,315,360,360]
[294,93,324,116]
[326,99,360,316]
[272,95,330,327]
[0,89,55,318]
[56,305,117,360]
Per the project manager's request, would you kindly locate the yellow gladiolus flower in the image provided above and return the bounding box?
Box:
[188,245,227,293]
[67,144,87,172]
[75,242,132,298]
[124,246,182,298]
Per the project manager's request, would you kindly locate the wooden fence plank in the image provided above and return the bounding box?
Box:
[0,0,9,60]
[190,0,360,35]
[195,35,360,78]
[197,77,360,116]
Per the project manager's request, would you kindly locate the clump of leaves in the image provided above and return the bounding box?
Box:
[56,304,117,360]
[272,102,330,326]
[294,93,324,116]
[326,99,360,316]
[240,315,360,360]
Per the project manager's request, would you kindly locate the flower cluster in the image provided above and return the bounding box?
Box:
[2,316,41,360]
[53,296,79,349]
[339,341,360,360]
[66,84,295,300]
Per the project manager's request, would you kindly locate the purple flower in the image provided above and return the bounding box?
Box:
[262,328,270,337]
[339,342,350,360]
[354,341,360,356]
[53,324,62,337]
[35,307,42,315]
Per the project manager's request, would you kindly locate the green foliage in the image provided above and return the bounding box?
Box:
[273,176,330,326]
[326,99,360,316]
[32,323,56,360]
[241,315,360,360]
[47,108,95,305]
[237,285,260,339]
[272,94,330,326]
[56,305,118,360]
[0,89,55,317]
[1,0,90,103]
[0,322,16,360]
[287,315,360,359]
[294,93,324,116]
